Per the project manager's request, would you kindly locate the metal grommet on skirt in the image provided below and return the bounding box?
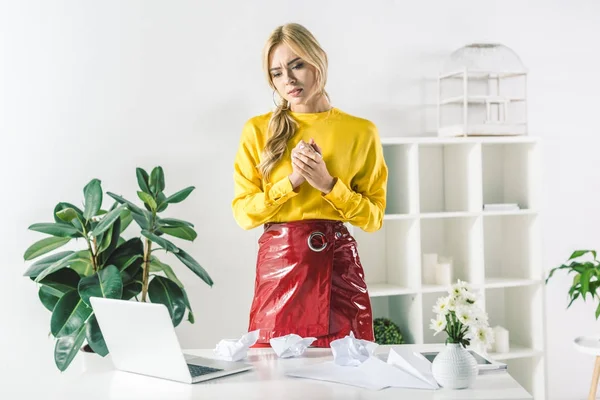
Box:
[307,231,327,252]
[335,232,342,239]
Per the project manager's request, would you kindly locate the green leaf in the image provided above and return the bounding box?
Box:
[39,286,62,312]
[581,269,594,300]
[97,225,114,255]
[122,280,143,300]
[130,210,150,230]
[70,250,94,277]
[33,252,79,282]
[174,247,213,287]
[148,276,186,327]
[136,168,152,195]
[160,226,197,242]
[85,315,108,357]
[165,186,195,204]
[98,218,121,266]
[156,192,168,212]
[137,191,157,211]
[56,208,79,223]
[83,179,103,221]
[120,209,133,233]
[141,230,179,253]
[568,291,581,308]
[28,223,81,238]
[24,251,74,278]
[107,192,145,216]
[182,287,194,324]
[50,290,93,338]
[78,265,123,306]
[24,237,71,261]
[149,166,165,195]
[90,205,125,237]
[150,256,183,287]
[158,218,194,228]
[105,238,144,281]
[54,202,84,224]
[596,303,600,320]
[55,325,87,371]
[38,268,81,294]
[567,250,596,261]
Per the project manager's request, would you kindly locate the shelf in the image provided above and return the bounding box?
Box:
[420,217,482,284]
[418,143,479,213]
[484,286,545,356]
[440,95,526,105]
[482,277,542,289]
[383,144,417,214]
[420,284,451,294]
[488,344,544,361]
[439,70,527,80]
[420,211,479,219]
[438,124,527,137]
[482,142,538,209]
[368,283,416,297]
[483,214,541,281]
[356,219,421,292]
[482,209,537,217]
[381,136,538,146]
[383,213,416,221]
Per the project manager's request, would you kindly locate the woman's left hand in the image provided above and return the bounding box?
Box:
[292,139,336,194]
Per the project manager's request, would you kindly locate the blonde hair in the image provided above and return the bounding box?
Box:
[257,23,329,179]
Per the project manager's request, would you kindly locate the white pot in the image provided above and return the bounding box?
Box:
[431,343,478,389]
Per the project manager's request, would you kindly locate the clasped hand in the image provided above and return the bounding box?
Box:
[289,139,335,194]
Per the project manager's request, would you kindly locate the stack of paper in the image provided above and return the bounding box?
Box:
[285,347,440,391]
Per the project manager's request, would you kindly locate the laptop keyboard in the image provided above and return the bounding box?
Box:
[187,364,224,377]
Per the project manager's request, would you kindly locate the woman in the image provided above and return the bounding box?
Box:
[232,23,388,348]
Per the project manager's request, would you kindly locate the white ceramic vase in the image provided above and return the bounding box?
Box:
[431,343,478,389]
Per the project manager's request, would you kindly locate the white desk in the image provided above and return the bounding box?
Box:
[25,345,532,400]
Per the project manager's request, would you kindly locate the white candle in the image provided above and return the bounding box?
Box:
[422,253,437,285]
[493,326,510,353]
[435,262,453,286]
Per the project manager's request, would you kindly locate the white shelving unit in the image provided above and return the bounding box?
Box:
[349,136,546,399]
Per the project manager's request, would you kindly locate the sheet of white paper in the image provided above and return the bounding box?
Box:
[387,347,440,388]
[286,356,439,390]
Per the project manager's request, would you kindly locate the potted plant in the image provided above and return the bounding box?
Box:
[429,280,494,389]
[546,250,600,318]
[23,166,213,371]
[373,318,405,345]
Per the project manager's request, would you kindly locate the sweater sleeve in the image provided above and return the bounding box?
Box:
[321,123,388,232]
[232,121,299,230]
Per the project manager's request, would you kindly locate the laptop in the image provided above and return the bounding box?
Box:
[90,297,254,384]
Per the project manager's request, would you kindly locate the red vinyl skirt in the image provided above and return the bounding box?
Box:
[248,219,374,348]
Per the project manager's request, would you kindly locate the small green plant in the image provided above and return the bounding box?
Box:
[24,167,213,371]
[373,317,405,345]
[546,250,600,318]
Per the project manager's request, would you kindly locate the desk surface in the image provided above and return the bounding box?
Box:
[24,344,532,400]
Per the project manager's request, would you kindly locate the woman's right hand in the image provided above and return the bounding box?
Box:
[289,141,307,189]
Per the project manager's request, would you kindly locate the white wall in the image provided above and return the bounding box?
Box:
[1,1,599,398]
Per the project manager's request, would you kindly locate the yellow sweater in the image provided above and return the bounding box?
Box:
[232,107,388,232]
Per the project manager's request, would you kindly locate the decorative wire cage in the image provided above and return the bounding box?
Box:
[438,43,528,137]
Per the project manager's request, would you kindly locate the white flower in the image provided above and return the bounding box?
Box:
[447,296,458,311]
[433,296,450,316]
[470,326,494,349]
[430,315,447,335]
[455,306,473,326]
[450,279,471,294]
[470,306,489,327]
